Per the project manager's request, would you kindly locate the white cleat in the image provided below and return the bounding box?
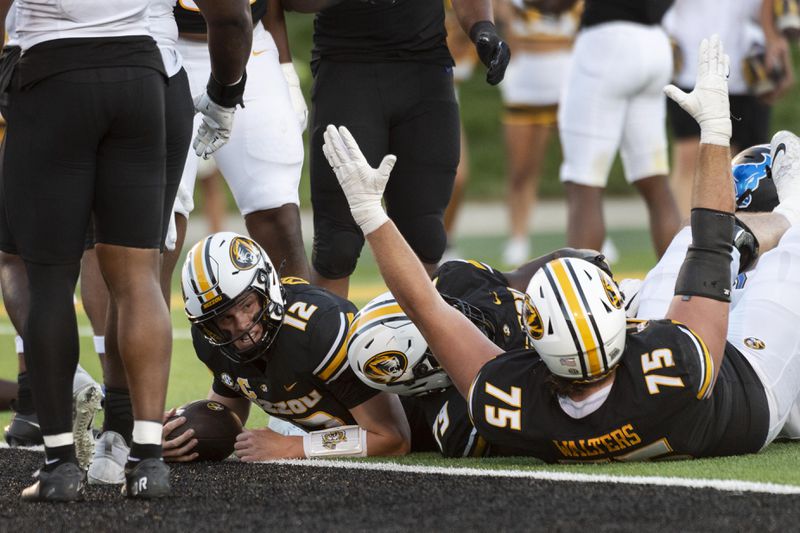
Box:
[770,130,800,226]
[87,431,129,485]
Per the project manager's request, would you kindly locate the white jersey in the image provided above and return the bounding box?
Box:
[663,0,763,95]
[507,0,581,45]
[5,2,19,46]
[14,0,150,52]
[148,0,182,77]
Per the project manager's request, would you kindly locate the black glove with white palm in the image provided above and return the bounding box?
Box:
[664,35,731,146]
[323,125,396,236]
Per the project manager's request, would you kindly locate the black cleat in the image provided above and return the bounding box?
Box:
[4,411,43,447]
[123,458,170,499]
[20,462,85,502]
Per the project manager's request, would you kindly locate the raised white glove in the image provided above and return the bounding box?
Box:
[664,35,731,146]
[193,92,236,159]
[322,124,396,235]
[281,62,308,132]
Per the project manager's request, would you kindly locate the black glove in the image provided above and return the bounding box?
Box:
[469,20,511,86]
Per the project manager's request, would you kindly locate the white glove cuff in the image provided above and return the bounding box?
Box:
[302,425,368,458]
[699,118,732,146]
[352,205,389,236]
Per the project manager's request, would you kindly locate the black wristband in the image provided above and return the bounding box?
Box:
[469,20,496,44]
[206,70,247,108]
[674,208,734,302]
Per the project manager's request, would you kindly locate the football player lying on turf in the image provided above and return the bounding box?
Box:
[349,249,612,458]
[162,232,410,461]
[323,35,800,462]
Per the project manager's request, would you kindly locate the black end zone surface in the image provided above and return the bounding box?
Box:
[1,449,798,532]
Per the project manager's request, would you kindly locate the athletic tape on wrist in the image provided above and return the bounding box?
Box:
[303,425,368,458]
[93,335,105,355]
[14,335,23,354]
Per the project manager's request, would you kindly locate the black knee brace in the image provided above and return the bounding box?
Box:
[675,208,735,302]
[311,226,365,279]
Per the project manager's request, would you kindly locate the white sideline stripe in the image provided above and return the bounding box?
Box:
[0,324,194,340]
[268,458,800,496]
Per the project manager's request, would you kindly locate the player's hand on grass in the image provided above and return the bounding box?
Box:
[234,427,298,461]
[323,124,396,235]
[664,34,731,146]
[162,407,199,462]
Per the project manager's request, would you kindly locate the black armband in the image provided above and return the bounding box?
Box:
[206,70,247,108]
[733,216,760,274]
[674,208,734,302]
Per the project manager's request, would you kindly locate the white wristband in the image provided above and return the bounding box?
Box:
[302,425,368,458]
[699,118,732,147]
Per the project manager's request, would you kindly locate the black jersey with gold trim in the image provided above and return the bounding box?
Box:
[193,281,379,431]
[401,260,530,457]
[174,0,267,34]
[468,319,769,463]
[433,260,528,350]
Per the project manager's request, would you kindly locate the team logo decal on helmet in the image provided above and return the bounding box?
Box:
[601,273,623,309]
[523,298,544,340]
[322,429,348,450]
[732,144,779,212]
[229,236,259,271]
[363,351,409,384]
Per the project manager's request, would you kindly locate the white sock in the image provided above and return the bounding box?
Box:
[132,420,162,446]
[43,433,74,448]
[14,335,23,354]
[93,335,105,355]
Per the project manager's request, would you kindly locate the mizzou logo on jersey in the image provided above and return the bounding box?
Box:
[601,274,622,309]
[744,337,766,350]
[229,237,259,271]
[363,351,408,384]
[321,429,348,450]
[523,298,544,340]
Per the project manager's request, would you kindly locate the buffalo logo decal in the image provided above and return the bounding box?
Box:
[601,274,623,309]
[229,237,259,271]
[363,351,408,384]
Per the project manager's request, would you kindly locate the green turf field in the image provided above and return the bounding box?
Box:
[1,227,798,489]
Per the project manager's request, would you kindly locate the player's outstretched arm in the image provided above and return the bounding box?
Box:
[348,393,411,457]
[323,125,504,397]
[664,35,735,383]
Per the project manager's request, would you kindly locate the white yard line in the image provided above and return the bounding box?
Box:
[268,458,800,496]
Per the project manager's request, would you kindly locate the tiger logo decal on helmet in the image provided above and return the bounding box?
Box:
[525,258,627,381]
[362,352,409,384]
[229,236,259,271]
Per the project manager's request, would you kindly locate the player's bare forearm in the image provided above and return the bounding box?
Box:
[451,0,494,35]
[351,393,410,456]
[691,144,734,213]
[0,0,13,44]
[280,0,344,13]
[365,222,503,397]
[264,0,292,64]
[195,0,253,84]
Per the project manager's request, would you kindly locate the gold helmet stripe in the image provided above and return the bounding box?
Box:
[350,302,405,334]
[550,259,602,376]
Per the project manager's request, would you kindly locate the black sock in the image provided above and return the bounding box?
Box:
[128,442,162,464]
[102,387,133,445]
[43,444,77,472]
[14,372,35,414]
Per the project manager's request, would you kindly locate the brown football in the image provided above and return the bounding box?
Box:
[166,400,243,462]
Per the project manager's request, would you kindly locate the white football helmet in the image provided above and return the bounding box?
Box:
[347,292,452,396]
[524,257,626,381]
[181,232,285,363]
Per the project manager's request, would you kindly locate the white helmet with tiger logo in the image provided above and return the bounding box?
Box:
[347,292,452,396]
[523,257,626,381]
[181,232,285,363]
